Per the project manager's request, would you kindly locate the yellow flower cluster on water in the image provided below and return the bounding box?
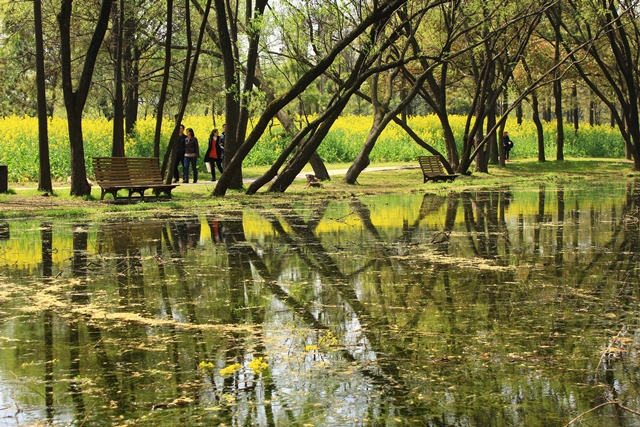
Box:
[319,331,339,347]
[248,357,269,375]
[198,361,215,371]
[219,363,241,377]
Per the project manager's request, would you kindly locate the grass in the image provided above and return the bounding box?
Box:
[0,158,637,219]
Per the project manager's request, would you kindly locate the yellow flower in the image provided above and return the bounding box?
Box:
[248,357,269,375]
[305,345,318,352]
[199,361,215,371]
[219,363,241,377]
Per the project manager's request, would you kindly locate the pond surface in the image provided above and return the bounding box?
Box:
[1,181,640,426]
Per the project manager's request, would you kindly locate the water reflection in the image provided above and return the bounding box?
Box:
[1,183,640,425]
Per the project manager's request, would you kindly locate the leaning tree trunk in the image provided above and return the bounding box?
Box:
[270,107,346,192]
[345,117,385,184]
[345,66,387,185]
[487,104,498,164]
[275,109,330,180]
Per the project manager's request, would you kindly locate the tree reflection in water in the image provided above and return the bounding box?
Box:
[1,183,640,425]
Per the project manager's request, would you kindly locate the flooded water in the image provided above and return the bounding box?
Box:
[1,181,640,426]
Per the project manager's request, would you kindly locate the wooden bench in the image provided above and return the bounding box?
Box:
[418,155,460,183]
[92,157,178,200]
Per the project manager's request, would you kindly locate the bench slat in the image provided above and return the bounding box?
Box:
[418,156,459,183]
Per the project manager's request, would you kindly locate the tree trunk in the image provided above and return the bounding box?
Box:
[58,0,114,196]
[155,0,172,163]
[123,14,139,136]
[308,152,330,181]
[554,79,564,161]
[214,0,243,189]
[474,131,489,173]
[68,114,92,196]
[273,102,329,180]
[163,0,212,183]
[437,110,459,168]
[35,0,52,193]
[111,0,125,157]
[487,104,498,164]
[572,81,579,133]
[270,104,349,192]
[213,0,408,196]
[532,92,545,162]
[344,120,383,184]
[345,63,386,185]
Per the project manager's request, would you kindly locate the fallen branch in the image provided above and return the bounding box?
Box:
[564,400,640,426]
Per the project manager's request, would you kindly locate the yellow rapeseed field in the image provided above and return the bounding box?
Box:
[0,114,625,182]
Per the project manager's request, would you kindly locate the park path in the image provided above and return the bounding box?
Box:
[12,165,417,190]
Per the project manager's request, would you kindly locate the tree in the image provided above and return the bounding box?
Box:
[560,0,640,170]
[213,0,410,196]
[58,0,115,196]
[454,1,550,174]
[34,0,52,193]
[153,0,174,160]
[111,0,125,157]
[546,2,564,161]
[160,0,213,183]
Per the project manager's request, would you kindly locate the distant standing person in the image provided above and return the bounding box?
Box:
[218,124,226,164]
[173,124,186,183]
[205,128,223,181]
[502,131,514,162]
[183,128,200,183]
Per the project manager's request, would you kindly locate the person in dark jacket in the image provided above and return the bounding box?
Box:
[173,124,187,182]
[218,124,226,163]
[204,128,223,181]
[502,131,514,162]
[183,128,200,183]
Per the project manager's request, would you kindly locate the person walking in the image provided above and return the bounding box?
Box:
[183,128,200,183]
[173,124,186,183]
[502,131,514,162]
[204,128,223,181]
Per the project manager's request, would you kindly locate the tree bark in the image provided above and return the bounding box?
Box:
[532,92,545,162]
[554,71,564,161]
[58,0,115,196]
[123,13,140,136]
[155,0,173,162]
[345,58,387,185]
[111,0,125,157]
[35,0,52,193]
[487,103,498,164]
[571,81,578,133]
